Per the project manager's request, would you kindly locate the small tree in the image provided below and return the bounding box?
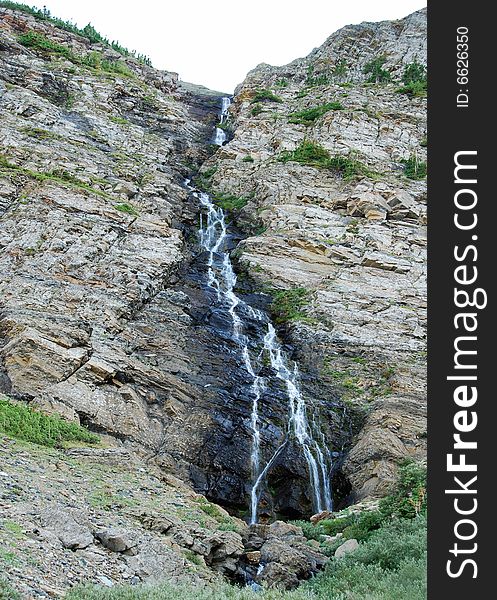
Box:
[402,60,426,85]
[364,56,391,83]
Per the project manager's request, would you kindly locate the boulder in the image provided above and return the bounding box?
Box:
[39,505,93,550]
[334,538,359,559]
[95,529,139,554]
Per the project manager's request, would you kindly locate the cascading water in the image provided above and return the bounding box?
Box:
[186,123,333,523]
[213,96,231,146]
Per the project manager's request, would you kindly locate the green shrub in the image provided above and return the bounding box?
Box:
[289,520,325,542]
[278,141,331,168]
[305,65,329,87]
[347,515,426,570]
[289,102,344,126]
[332,59,348,78]
[0,397,99,448]
[250,103,263,116]
[401,156,427,180]
[242,155,254,163]
[402,60,426,86]
[276,78,289,88]
[109,116,129,126]
[81,51,133,76]
[279,142,372,179]
[380,460,427,519]
[18,32,133,76]
[341,511,384,541]
[18,31,73,60]
[395,60,427,97]
[364,56,391,83]
[269,287,311,324]
[396,80,427,97]
[212,193,249,212]
[2,2,151,64]
[250,89,283,103]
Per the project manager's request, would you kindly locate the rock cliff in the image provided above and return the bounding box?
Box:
[203,7,427,501]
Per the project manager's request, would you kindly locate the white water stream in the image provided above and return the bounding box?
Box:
[213,96,231,146]
[186,105,333,522]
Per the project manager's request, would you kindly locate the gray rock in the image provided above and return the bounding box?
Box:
[39,505,93,550]
[334,538,359,559]
[95,529,138,554]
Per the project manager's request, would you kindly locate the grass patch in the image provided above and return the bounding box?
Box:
[0,155,110,198]
[0,396,99,448]
[279,141,372,179]
[242,155,254,163]
[268,287,312,325]
[18,32,133,77]
[0,577,21,600]
[250,89,283,103]
[401,156,427,180]
[114,203,139,215]
[21,126,57,140]
[109,115,129,126]
[212,193,249,212]
[289,102,343,126]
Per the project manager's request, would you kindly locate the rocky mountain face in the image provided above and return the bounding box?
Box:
[1,5,426,596]
[203,7,427,502]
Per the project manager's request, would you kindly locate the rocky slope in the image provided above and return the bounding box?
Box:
[204,7,427,501]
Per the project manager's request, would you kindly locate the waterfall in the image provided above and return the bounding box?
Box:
[186,150,332,524]
[213,96,231,146]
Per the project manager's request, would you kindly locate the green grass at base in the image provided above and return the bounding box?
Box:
[0,396,99,448]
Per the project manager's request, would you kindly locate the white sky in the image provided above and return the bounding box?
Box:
[29,1,426,93]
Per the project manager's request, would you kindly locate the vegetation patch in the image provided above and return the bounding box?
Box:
[0,396,99,448]
[396,60,427,97]
[193,167,217,192]
[0,578,21,600]
[267,287,312,325]
[63,462,427,599]
[18,32,133,77]
[114,203,139,215]
[2,2,151,64]
[250,103,264,116]
[305,65,329,87]
[109,115,129,126]
[288,102,344,126]
[250,89,283,103]
[279,141,372,179]
[401,155,427,180]
[212,192,249,212]
[242,155,254,163]
[1,157,111,199]
[364,56,391,83]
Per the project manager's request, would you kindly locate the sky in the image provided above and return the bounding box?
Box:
[28,1,426,93]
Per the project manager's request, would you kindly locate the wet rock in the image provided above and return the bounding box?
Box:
[246,550,261,564]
